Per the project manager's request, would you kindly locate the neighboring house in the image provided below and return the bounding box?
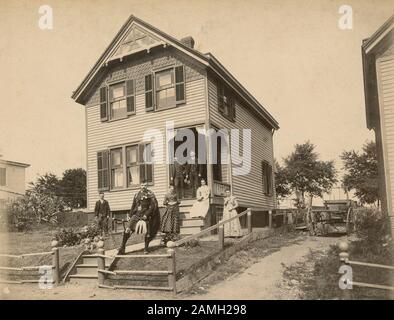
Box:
[0,159,30,212]
[72,15,279,234]
[362,15,394,234]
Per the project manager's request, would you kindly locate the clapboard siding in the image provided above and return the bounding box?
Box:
[377,53,394,215]
[86,77,206,211]
[207,75,275,209]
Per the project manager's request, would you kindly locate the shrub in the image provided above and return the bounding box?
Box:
[353,207,390,243]
[55,228,81,246]
[80,223,101,239]
[184,238,200,248]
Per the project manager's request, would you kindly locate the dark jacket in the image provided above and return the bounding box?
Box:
[94,199,111,217]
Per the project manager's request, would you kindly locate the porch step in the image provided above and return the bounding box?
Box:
[75,264,100,275]
[180,225,204,235]
[81,255,111,266]
[69,274,98,285]
[180,218,204,227]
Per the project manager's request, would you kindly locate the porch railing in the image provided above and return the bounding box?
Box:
[168,208,252,249]
[213,180,231,197]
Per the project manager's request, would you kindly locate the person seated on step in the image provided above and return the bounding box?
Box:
[118,180,160,254]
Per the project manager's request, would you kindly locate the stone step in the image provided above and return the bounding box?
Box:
[180,218,204,227]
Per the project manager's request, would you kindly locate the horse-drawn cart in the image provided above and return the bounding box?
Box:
[307,200,356,236]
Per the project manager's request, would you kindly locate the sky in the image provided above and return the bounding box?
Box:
[0,0,393,185]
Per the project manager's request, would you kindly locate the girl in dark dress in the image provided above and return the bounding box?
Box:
[161,184,180,244]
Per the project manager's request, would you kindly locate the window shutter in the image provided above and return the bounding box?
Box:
[217,84,225,114]
[100,87,108,121]
[267,164,273,196]
[126,79,135,114]
[175,65,185,103]
[262,161,268,195]
[145,74,154,111]
[97,150,109,190]
[229,96,236,121]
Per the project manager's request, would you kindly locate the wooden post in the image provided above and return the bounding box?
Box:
[51,242,60,285]
[338,241,351,300]
[218,225,224,250]
[268,210,273,228]
[97,240,105,286]
[167,249,177,294]
[247,208,252,234]
[113,218,117,233]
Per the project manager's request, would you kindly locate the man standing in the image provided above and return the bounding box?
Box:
[94,192,111,237]
[118,181,160,254]
[170,156,185,200]
[185,150,201,198]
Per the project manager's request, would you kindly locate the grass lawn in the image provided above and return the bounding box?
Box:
[0,230,82,280]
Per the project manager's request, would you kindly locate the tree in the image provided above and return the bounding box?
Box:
[58,168,87,209]
[274,160,291,199]
[341,141,379,206]
[28,172,60,196]
[281,141,337,206]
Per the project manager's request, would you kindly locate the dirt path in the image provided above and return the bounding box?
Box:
[1,234,342,300]
[190,236,342,300]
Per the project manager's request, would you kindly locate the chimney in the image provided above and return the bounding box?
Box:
[180,36,195,49]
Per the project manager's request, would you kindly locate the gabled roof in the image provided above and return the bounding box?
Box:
[72,15,279,130]
[0,159,30,168]
[362,14,394,129]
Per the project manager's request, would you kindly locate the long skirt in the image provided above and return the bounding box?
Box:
[189,198,210,218]
[223,208,242,237]
[161,204,180,235]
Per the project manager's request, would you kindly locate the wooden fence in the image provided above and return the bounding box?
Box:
[0,241,60,285]
[338,241,394,293]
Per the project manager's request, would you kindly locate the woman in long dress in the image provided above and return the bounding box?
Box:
[222,190,242,237]
[189,179,210,219]
[161,184,180,244]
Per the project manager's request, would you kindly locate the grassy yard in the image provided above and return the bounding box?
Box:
[282,238,394,299]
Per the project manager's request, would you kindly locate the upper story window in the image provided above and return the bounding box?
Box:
[100,79,135,122]
[0,168,6,186]
[109,83,127,120]
[155,69,175,110]
[217,83,236,122]
[145,65,185,111]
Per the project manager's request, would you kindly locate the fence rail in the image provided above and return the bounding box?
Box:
[338,241,394,293]
[96,243,177,294]
[0,242,60,285]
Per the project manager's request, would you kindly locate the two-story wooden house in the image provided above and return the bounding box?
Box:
[363,15,394,235]
[72,15,279,234]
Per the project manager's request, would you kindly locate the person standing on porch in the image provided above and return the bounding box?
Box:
[161,184,181,245]
[94,192,111,237]
[170,156,185,200]
[222,190,242,237]
[189,178,211,218]
[185,150,201,198]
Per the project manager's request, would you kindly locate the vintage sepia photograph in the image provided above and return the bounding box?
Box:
[0,0,394,304]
